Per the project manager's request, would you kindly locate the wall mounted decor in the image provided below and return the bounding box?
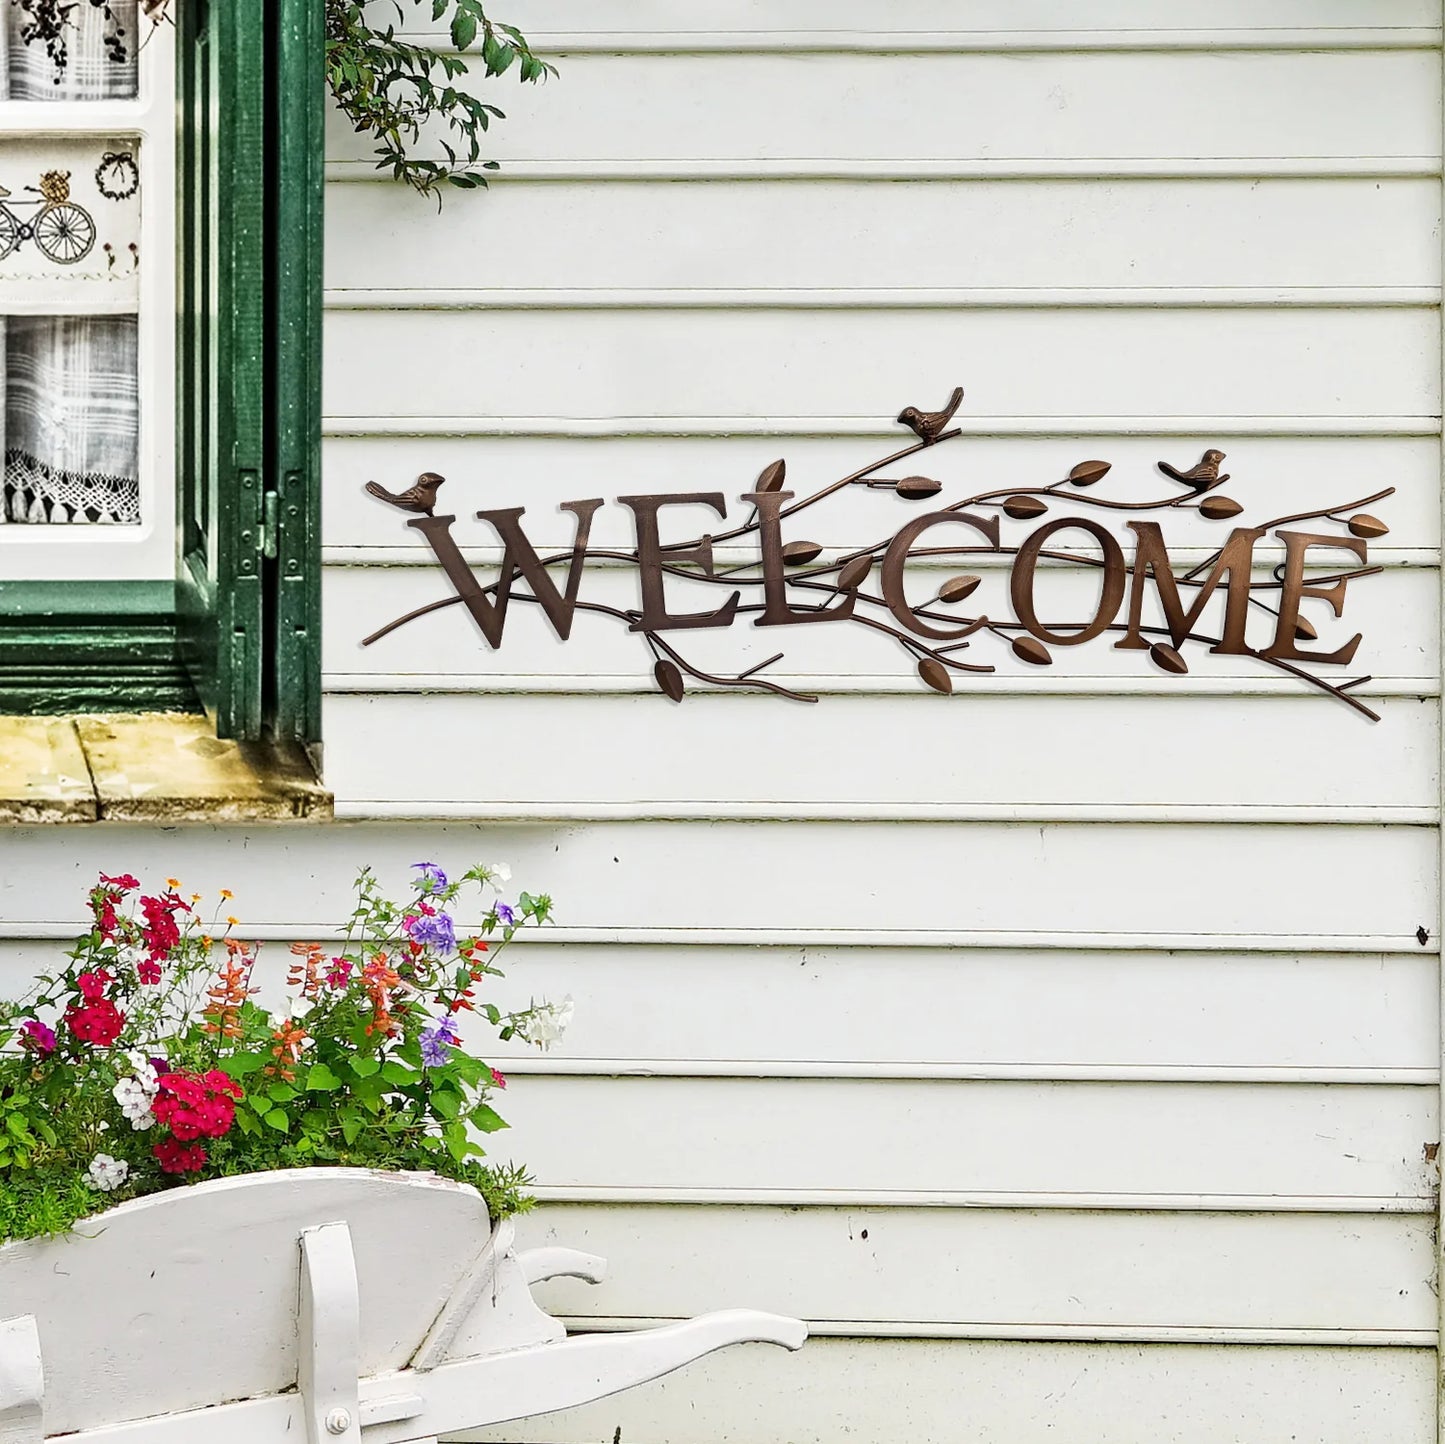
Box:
[364,388,1391,721]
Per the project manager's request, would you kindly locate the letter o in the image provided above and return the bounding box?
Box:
[1010,517,1127,646]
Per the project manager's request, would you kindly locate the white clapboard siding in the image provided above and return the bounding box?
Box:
[0,822,1429,948]
[497,1,1441,37]
[322,309,1441,423]
[318,695,1439,819]
[514,1206,1436,1335]
[323,52,1440,167]
[323,435,1442,549]
[458,1338,1434,1444]
[489,1077,1437,1201]
[3,944,1434,1077]
[324,179,1441,293]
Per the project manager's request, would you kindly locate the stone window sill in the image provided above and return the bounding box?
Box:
[0,714,332,824]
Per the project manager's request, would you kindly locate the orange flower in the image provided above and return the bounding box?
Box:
[264,1020,309,1082]
[204,953,257,1040]
[287,942,325,999]
[219,889,233,901]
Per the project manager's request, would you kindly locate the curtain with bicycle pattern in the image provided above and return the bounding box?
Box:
[0,2,139,526]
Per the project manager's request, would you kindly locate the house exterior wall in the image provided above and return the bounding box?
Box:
[3,3,1442,1439]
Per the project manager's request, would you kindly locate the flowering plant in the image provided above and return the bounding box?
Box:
[0,862,567,1242]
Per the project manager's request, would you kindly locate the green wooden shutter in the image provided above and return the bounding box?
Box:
[176,0,268,739]
[268,0,325,745]
[177,0,323,744]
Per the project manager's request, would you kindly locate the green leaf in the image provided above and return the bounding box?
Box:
[264,1110,291,1133]
[306,1063,342,1092]
[221,1053,268,1078]
[349,1055,381,1078]
[451,11,478,50]
[470,1104,509,1134]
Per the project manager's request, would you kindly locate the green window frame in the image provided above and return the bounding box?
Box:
[0,0,323,745]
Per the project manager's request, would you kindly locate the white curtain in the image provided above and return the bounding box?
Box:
[1,1,139,525]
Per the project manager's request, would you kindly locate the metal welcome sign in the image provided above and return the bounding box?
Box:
[363,387,1391,720]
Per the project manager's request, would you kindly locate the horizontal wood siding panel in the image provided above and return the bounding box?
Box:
[0,822,1430,945]
[496,2,1441,35]
[4,944,1432,1074]
[458,1337,1435,1444]
[319,695,1439,814]
[323,310,1441,422]
[324,435,1442,550]
[324,179,1442,292]
[323,564,1436,688]
[494,1077,1437,1199]
[323,53,1440,165]
[514,1205,1437,1333]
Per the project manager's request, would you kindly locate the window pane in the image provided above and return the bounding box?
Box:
[2,314,138,524]
[4,2,139,101]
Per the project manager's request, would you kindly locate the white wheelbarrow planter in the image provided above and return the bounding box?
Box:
[0,1169,806,1444]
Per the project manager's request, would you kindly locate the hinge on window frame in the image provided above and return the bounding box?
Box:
[260,491,280,560]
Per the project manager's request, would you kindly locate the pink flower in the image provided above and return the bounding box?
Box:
[325,958,352,989]
[490,1067,508,1090]
[17,1020,56,1055]
[137,960,162,985]
[76,969,112,1002]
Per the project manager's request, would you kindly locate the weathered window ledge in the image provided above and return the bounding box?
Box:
[0,714,331,824]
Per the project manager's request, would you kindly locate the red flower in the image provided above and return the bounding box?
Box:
[65,999,124,1047]
[153,1069,241,1140]
[490,1067,508,1090]
[100,873,139,892]
[140,893,188,961]
[153,1137,207,1174]
[137,960,162,985]
[76,969,112,1002]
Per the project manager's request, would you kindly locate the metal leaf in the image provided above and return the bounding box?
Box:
[1198,495,1243,520]
[1347,513,1389,539]
[836,554,874,591]
[938,574,981,604]
[1002,495,1048,520]
[1149,642,1188,675]
[1294,616,1318,642]
[1067,460,1112,487]
[1012,636,1052,666]
[755,458,787,493]
[917,658,953,694]
[895,476,943,501]
[653,659,685,702]
[782,540,823,566]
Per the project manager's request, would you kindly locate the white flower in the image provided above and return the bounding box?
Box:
[525,994,574,1051]
[84,1153,129,1192]
[113,1068,158,1131]
[488,861,512,884]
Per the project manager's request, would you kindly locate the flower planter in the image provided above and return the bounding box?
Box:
[0,1168,806,1444]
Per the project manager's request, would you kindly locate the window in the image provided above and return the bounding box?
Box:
[0,0,322,744]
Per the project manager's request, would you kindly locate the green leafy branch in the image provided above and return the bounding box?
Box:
[325,0,557,198]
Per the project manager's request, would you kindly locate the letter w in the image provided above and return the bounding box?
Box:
[409,500,603,648]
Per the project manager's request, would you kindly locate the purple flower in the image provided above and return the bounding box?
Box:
[407,912,456,954]
[411,861,447,891]
[494,903,516,926]
[18,1019,56,1055]
[420,1018,461,1068]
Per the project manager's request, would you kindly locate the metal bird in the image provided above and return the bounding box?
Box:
[364,472,446,517]
[897,386,964,445]
[1157,449,1228,493]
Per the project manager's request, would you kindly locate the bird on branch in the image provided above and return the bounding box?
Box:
[1157,450,1228,493]
[897,385,964,445]
[365,472,446,516]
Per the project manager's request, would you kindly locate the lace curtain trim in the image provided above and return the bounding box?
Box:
[1,447,139,523]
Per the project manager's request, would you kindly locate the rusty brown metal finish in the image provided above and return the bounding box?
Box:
[362,384,1393,721]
